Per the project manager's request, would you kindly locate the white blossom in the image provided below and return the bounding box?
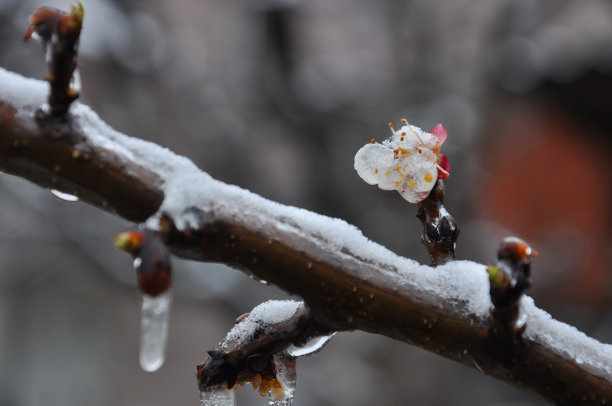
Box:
[354,120,449,203]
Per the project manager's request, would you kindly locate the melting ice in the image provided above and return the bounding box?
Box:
[50,189,79,202]
[199,387,235,406]
[287,332,336,357]
[268,353,296,406]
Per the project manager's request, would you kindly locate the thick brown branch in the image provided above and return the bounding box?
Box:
[0,100,163,221]
[1,69,611,405]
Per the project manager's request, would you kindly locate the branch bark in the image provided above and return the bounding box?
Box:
[1,68,610,405]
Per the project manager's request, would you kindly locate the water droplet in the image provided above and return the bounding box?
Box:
[575,357,584,365]
[287,333,336,357]
[44,41,53,64]
[50,189,79,202]
[471,356,484,372]
[70,68,81,94]
[515,310,527,329]
[40,103,50,115]
[199,387,236,406]
[248,274,269,285]
[139,291,172,372]
[133,257,142,270]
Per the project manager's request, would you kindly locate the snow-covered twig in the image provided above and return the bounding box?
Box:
[0,67,611,404]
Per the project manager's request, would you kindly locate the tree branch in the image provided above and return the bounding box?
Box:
[1,67,610,404]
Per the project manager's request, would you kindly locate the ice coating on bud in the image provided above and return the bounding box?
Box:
[139,291,172,372]
[354,121,449,203]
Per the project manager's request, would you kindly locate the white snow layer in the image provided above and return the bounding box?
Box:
[521,296,612,381]
[221,300,303,349]
[1,67,611,381]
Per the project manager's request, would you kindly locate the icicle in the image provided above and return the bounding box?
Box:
[139,290,172,372]
[114,230,173,372]
[50,189,79,202]
[267,353,296,406]
[199,386,236,406]
[286,332,336,357]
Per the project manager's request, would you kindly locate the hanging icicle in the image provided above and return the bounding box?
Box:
[139,290,172,372]
[199,385,236,406]
[114,230,173,372]
[267,352,296,406]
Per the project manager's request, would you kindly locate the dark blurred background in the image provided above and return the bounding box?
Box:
[1,0,611,405]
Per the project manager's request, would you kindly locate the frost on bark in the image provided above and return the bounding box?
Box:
[0,3,611,405]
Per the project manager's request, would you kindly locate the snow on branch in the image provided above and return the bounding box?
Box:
[0,67,611,404]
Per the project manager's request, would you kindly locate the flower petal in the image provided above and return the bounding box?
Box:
[354,143,394,185]
[397,184,432,203]
[429,124,447,145]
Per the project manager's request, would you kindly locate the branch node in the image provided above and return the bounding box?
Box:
[114,229,172,296]
[416,179,459,266]
[487,236,538,346]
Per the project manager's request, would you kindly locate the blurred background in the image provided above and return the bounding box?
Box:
[1,0,611,405]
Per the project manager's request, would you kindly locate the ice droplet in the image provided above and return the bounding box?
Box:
[515,309,528,330]
[139,291,172,372]
[287,332,336,357]
[44,38,54,64]
[70,68,81,93]
[199,387,236,406]
[268,353,296,406]
[133,257,142,270]
[50,189,79,202]
[248,273,269,285]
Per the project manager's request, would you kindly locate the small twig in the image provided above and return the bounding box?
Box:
[196,301,328,395]
[24,2,83,117]
[487,237,537,346]
[416,179,459,266]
